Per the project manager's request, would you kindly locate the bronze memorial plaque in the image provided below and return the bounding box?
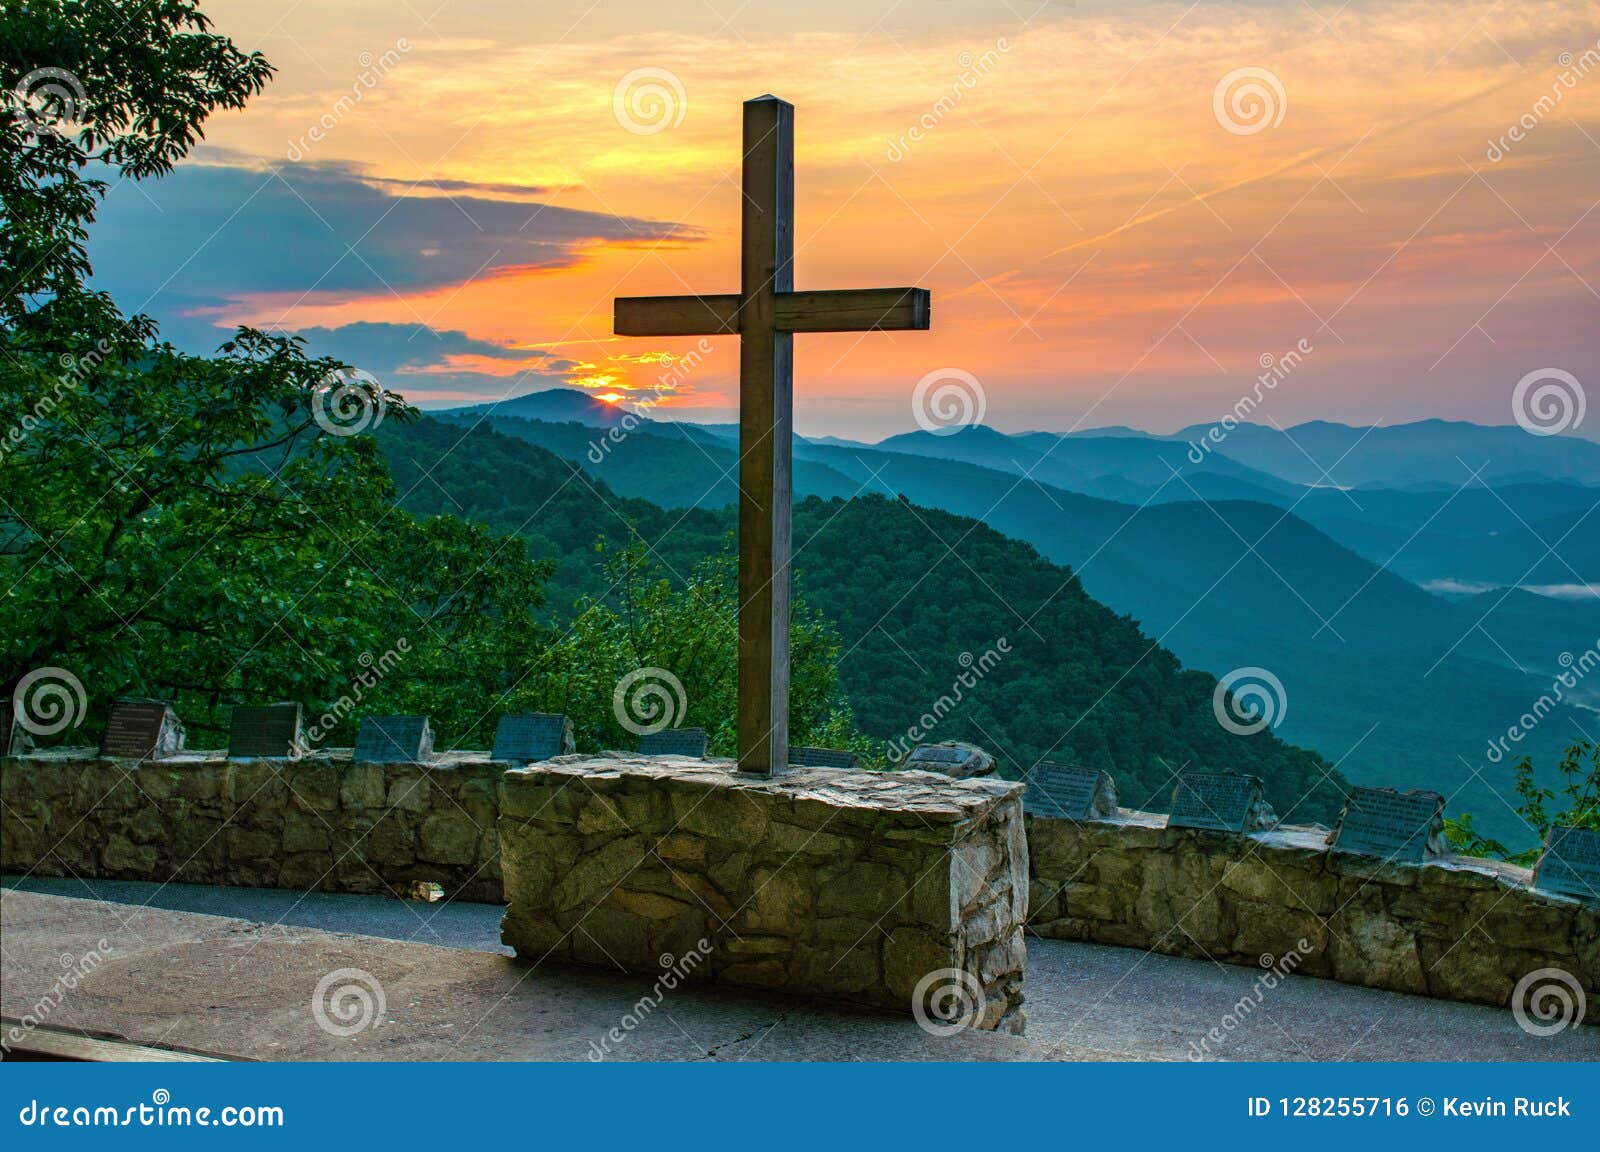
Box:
[99,699,182,760]
[490,712,573,764]
[905,744,966,767]
[791,746,859,770]
[1167,771,1265,834]
[1,693,17,757]
[227,702,304,759]
[1331,787,1446,863]
[353,715,434,763]
[1025,762,1118,822]
[1533,825,1600,905]
[637,726,709,758]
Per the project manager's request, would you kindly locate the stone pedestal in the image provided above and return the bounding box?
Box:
[499,755,1027,1032]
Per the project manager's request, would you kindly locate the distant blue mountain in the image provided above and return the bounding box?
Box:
[1164,418,1600,489]
[449,399,1593,847]
[438,387,637,428]
[874,424,1302,502]
[438,393,1600,586]
[879,419,1600,583]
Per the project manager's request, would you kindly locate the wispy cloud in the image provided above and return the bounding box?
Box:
[87,0,1600,436]
[90,155,701,323]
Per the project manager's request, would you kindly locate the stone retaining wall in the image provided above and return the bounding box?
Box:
[498,756,1028,1030]
[1027,811,1599,1010]
[9,750,1595,1019]
[1,751,502,902]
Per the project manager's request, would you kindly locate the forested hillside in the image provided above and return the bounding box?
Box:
[382,416,1349,822]
[788,495,1346,820]
[380,416,727,607]
[440,410,1592,847]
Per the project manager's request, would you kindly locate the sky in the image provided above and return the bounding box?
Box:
[89,0,1600,440]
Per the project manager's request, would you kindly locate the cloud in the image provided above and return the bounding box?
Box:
[279,321,581,405]
[285,321,576,373]
[355,173,564,200]
[87,156,699,322]
[141,315,584,406]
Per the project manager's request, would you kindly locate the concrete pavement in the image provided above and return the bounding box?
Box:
[2,878,1594,1062]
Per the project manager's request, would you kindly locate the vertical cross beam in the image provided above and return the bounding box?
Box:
[737,96,794,776]
[613,96,930,779]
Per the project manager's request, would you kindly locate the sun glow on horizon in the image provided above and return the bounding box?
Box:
[175,0,1600,438]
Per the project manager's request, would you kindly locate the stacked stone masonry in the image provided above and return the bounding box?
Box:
[1027,811,1599,1011]
[1,750,502,902]
[497,756,1028,1031]
[6,751,1595,1019]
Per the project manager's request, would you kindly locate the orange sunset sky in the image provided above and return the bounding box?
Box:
[95,0,1600,439]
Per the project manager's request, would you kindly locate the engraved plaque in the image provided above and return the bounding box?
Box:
[1167,771,1267,834]
[1025,762,1118,821]
[901,742,995,778]
[905,744,965,765]
[353,715,434,763]
[4,676,43,757]
[792,746,858,770]
[1331,787,1446,863]
[99,699,183,760]
[1533,825,1600,905]
[227,702,304,759]
[1,694,19,756]
[637,726,708,758]
[491,712,572,763]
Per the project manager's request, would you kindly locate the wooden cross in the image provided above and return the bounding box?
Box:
[615,95,931,776]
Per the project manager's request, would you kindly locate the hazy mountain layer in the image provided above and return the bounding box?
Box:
[382,416,1349,824]
[435,406,1593,847]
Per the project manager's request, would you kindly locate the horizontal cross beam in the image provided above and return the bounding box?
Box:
[615,287,930,337]
[614,294,739,337]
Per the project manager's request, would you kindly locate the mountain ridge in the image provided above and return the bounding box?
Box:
[433,406,1592,847]
[429,388,1600,482]
[379,415,1349,822]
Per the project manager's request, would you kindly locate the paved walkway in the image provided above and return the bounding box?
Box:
[3,879,1595,1062]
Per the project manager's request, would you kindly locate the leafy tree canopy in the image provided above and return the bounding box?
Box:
[2,0,272,326]
[0,0,865,753]
[1446,741,1599,866]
